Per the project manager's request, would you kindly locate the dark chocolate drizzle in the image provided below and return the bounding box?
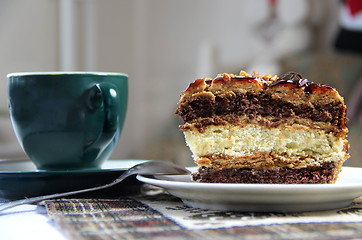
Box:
[270,71,334,96]
[271,71,308,86]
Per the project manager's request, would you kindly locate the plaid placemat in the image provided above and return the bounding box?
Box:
[42,187,362,240]
[137,192,362,230]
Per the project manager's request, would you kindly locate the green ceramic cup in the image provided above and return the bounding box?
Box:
[7,72,128,170]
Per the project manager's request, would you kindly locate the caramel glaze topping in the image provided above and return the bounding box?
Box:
[183,71,335,97]
[177,70,348,130]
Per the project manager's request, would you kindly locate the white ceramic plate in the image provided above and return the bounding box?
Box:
[137,167,362,212]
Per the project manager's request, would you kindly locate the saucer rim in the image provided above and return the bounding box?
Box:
[0,159,147,174]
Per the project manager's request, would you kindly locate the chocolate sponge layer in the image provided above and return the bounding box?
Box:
[192,163,338,184]
[176,92,346,129]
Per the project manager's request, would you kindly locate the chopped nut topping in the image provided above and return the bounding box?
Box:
[239,70,251,77]
[217,73,232,80]
[251,71,260,77]
[270,75,278,81]
[262,74,272,81]
[238,70,278,83]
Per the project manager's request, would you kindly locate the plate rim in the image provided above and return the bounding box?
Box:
[137,166,362,212]
[137,166,362,190]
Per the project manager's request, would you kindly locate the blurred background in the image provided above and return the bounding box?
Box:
[0,0,361,167]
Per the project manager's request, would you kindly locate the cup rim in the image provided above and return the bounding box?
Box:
[7,71,128,78]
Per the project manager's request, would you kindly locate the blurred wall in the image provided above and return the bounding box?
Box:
[0,0,58,159]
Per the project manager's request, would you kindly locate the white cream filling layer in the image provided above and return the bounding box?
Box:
[184,124,346,164]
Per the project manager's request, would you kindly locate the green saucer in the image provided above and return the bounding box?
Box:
[0,159,146,200]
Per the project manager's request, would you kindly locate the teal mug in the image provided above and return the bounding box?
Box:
[7,72,128,170]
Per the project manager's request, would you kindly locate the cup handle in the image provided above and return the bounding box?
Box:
[87,83,121,150]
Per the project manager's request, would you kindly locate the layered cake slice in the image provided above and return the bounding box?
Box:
[176,71,349,184]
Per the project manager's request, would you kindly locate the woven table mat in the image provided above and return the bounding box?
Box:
[43,187,362,240]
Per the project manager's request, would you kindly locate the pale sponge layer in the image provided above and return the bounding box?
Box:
[183,124,347,166]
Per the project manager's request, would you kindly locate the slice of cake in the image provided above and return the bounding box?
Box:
[175,71,349,184]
